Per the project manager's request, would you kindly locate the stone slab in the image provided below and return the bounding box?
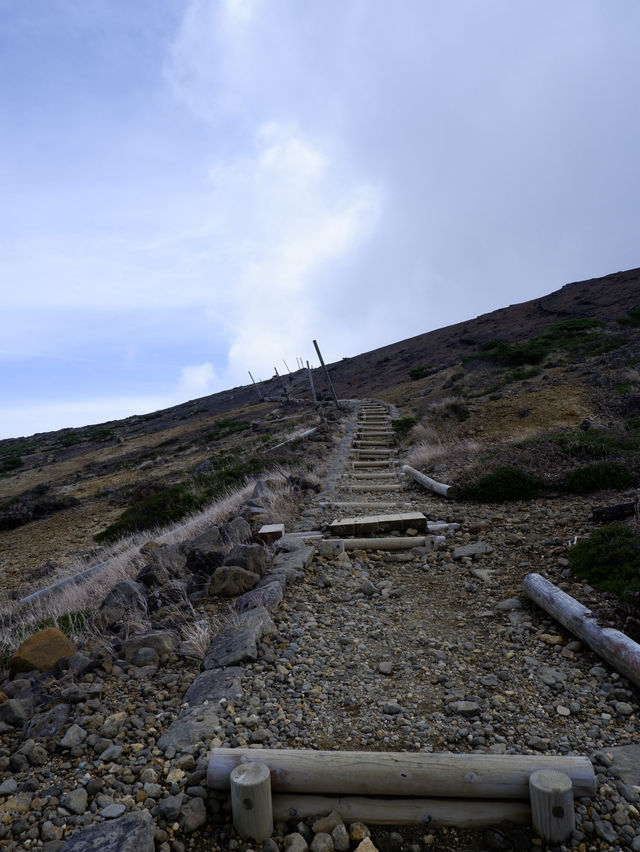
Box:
[329,513,426,536]
[184,666,243,706]
[453,542,494,559]
[61,810,155,852]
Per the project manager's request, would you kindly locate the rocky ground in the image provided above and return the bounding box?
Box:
[0,401,639,852]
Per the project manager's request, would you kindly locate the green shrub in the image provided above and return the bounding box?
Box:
[458,466,543,502]
[549,429,637,460]
[617,306,640,328]
[59,430,83,447]
[94,455,268,543]
[392,416,418,439]
[88,426,115,442]
[561,461,636,494]
[203,419,250,441]
[504,366,540,384]
[464,338,547,367]
[408,365,434,380]
[0,452,23,474]
[568,524,640,597]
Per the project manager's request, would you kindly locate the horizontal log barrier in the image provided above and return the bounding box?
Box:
[341,536,445,551]
[208,749,596,800]
[523,572,640,690]
[272,794,530,828]
[401,465,457,498]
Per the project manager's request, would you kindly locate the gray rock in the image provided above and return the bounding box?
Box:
[121,630,176,662]
[203,607,275,670]
[447,701,481,717]
[310,834,334,852]
[180,796,207,832]
[594,819,618,845]
[23,703,71,739]
[157,704,220,754]
[60,810,155,851]
[158,793,184,821]
[453,542,493,559]
[223,543,268,577]
[535,666,566,687]
[285,833,309,852]
[133,647,159,667]
[63,788,88,815]
[61,684,88,704]
[60,724,88,749]
[100,580,147,612]
[378,661,394,675]
[615,701,634,716]
[0,778,17,796]
[494,597,522,612]
[188,525,223,549]
[99,744,123,761]
[331,824,350,852]
[209,565,259,597]
[67,652,94,674]
[221,516,252,543]
[0,698,27,727]
[183,667,243,706]
[235,581,284,613]
[100,803,126,819]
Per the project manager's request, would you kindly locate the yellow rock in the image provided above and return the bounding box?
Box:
[10,627,75,674]
[355,839,379,852]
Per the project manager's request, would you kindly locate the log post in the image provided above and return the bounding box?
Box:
[209,749,597,799]
[529,769,574,844]
[230,761,273,842]
[523,572,640,689]
[402,465,457,498]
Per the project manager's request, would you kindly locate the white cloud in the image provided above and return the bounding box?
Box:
[177,361,217,399]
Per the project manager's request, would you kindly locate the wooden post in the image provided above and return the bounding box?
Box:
[307,360,318,405]
[523,572,640,689]
[209,749,597,800]
[248,371,263,402]
[529,769,574,844]
[402,465,457,498]
[230,761,273,841]
[313,339,341,409]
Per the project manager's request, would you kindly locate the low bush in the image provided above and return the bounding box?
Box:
[392,416,418,439]
[561,461,636,494]
[203,419,250,442]
[408,365,435,380]
[94,455,268,543]
[568,524,640,597]
[458,466,543,502]
[617,306,640,328]
[0,452,23,474]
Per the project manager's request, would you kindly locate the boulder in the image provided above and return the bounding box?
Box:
[0,698,28,727]
[221,516,252,543]
[183,667,243,707]
[184,545,228,575]
[121,630,176,663]
[60,809,155,851]
[23,703,71,739]
[188,525,223,548]
[223,543,268,577]
[10,627,75,675]
[209,566,259,597]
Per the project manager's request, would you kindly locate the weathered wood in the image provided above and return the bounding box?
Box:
[272,794,530,827]
[230,761,273,841]
[592,501,638,523]
[523,572,640,689]
[402,464,457,498]
[529,769,574,843]
[208,749,597,799]
[342,536,432,551]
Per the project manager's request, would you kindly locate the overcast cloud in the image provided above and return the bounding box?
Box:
[1,0,639,438]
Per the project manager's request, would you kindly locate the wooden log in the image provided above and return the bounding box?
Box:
[342,536,428,551]
[592,501,638,523]
[529,769,574,844]
[272,794,530,827]
[523,572,640,690]
[230,761,273,841]
[402,465,457,498]
[208,749,597,800]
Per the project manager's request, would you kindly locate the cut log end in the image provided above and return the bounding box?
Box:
[529,769,575,844]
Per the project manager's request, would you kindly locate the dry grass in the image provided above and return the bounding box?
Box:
[0,479,259,659]
[404,438,482,474]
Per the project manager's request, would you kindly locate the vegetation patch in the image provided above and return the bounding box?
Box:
[617,306,640,328]
[561,461,636,495]
[0,452,23,474]
[0,486,79,531]
[458,466,543,502]
[568,524,640,598]
[94,454,268,543]
[463,318,623,370]
[547,428,638,461]
[392,416,418,439]
[408,365,435,380]
[202,419,250,442]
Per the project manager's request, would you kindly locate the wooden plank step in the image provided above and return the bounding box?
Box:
[329,512,427,536]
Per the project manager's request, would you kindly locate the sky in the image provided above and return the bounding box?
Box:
[1,0,639,439]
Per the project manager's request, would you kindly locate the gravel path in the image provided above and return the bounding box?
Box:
[1,400,639,852]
